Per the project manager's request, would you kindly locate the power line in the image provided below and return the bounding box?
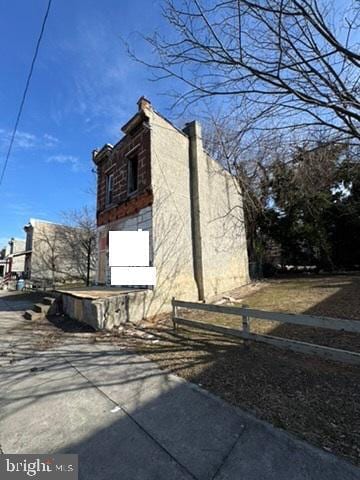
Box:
[0,0,53,188]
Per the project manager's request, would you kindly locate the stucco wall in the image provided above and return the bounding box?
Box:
[198,150,249,297]
[5,239,25,274]
[29,221,83,283]
[147,111,199,317]
[129,110,249,319]
[11,255,25,274]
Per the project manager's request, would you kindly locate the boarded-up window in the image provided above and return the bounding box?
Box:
[98,252,106,284]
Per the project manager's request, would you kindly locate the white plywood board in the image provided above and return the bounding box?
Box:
[110,267,156,286]
[109,230,149,267]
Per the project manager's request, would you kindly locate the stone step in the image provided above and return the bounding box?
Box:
[43,297,56,306]
[33,303,51,314]
[24,310,43,321]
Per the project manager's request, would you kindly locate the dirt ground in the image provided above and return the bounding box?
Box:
[132,275,360,466]
[3,277,360,466]
[228,275,360,319]
[134,325,360,466]
[177,275,360,352]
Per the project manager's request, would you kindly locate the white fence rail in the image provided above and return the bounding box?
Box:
[171,298,360,365]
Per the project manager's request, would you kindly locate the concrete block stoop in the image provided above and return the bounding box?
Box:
[23,296,58,321]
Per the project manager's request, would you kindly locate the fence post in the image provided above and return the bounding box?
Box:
[172,297,177,331]
[242,304,250,349]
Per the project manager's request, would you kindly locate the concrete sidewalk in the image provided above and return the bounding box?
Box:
[0,293,359,479]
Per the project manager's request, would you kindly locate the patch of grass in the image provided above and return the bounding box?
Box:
[237,276,360,318]
[176,275,360,352]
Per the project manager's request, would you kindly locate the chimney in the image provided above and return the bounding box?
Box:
[137,96,152,112]
[92,148,99,161]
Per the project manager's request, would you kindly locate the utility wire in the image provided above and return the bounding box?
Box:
[0,0,53,187]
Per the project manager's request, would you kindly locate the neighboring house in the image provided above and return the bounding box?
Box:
[93,97,249,320]
[0,238,26,281]
[23,219,85,285]
[0,247,6,278]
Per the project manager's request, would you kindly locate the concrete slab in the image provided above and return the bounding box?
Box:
[55,286,144,300]
[214,410,360,480]
[0,355,192,480]
[64,347,245,480]
[61,412,193,480]
[63,343,360,480]
[59,288,150,329]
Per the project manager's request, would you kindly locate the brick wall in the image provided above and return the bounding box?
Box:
[96,125,152,227]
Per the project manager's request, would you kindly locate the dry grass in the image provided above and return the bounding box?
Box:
[236,275,360,318]
[175,275,360,352]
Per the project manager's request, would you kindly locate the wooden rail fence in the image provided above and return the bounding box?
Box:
[171,298,360,365]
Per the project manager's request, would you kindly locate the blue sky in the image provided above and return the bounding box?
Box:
[0,0,182,247]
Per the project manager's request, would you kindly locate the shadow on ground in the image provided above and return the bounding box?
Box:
[135,275,360,466]
[1,328,358,480]
[1,279,360,470]
[0,292,46,311]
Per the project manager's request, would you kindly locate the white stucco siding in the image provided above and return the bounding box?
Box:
[149,112,198,313]
[29,221,84,283]
[198,152,249,297]
[11,255,25,273]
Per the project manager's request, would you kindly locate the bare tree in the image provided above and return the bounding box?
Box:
[60,206,97,286]
[34,224,63,288]
[140,0,360,142]
[201,104,353,268]
[202,109,282,262]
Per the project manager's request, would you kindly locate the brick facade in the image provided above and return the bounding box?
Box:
[97,191,153,226]
[95,121,152,227]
